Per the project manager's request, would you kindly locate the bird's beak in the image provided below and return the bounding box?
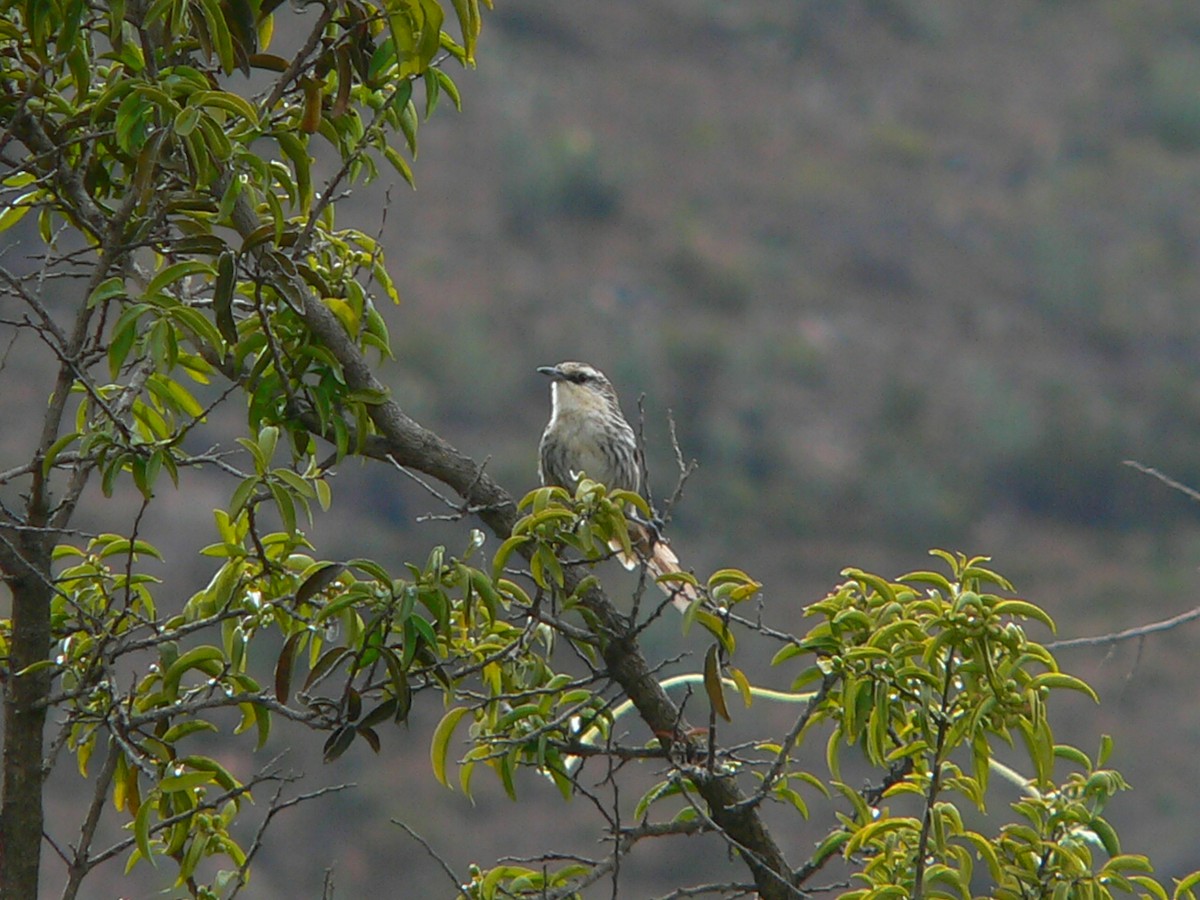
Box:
[537,365,561,379]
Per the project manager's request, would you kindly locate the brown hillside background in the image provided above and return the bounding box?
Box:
[12,0,1200,895]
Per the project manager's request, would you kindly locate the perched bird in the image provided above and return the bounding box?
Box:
[537,361,699,612]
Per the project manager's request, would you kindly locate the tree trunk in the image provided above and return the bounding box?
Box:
[0,538,54,900]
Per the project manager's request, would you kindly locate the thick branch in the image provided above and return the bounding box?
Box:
[219,181,800,898]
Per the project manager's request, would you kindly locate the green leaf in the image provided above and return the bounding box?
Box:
[449,0,482,62]
[269,481,297,534]
[276,132,312,211]
[1053,744,1092,770]
[809,829,851,867]
[1028,672,1099,702]
[191,89,259,124]
[108,304,147,376]
[162,645,225,700]
[1131,877,1170,900]
[728,666,754,708]
[159,770,216,793]
[134,796,157,868]
[898,569,954,594]
[42,431,80,477]
[0,191,36,231]
[433,68,463,111]
[1090,816,1122,857]
[991,599,1056,632]
[431,706,469,788]
[1174,871,1200,899]
[303,646,350,693]
[195,0,235,73]
[383,145,415,187]
[825,726,842,782]
[160,720,220,744]
[173,105,201,136]
[88,276,128,306]
[295,562,345,605]
[703,643,731,722]
[323,725,356,763]
[274,631,301,702]
[147,374,205,418]
[422,68,440,118]
[213,250,238,345]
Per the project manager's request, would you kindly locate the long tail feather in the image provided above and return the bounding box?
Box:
[610,524,701,613]
[646,540,702,612]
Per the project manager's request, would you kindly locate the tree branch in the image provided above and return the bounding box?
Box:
[216,172,801,898]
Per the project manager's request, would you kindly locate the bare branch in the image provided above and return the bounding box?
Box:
[1046,603,1200,650]
[58,739,121,900]
[392,819,464,895]
[228,779,356,899]
[1124,459,1200,504]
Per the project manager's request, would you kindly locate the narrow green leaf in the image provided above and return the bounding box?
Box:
[1029,672,1099,703]
[134,796,157,868]
[431,706,469,787]
[826,726,842,782]
[213,250,238,345]
[383,145,415,187]
[1174,871,1200,898]
[274,631,301,702]
[296,562,345,606]
[192,88,259,124]
[0,191,35,231]
[88,276,128,306]
[992,599,1056,632]
[146,260,216,298]
[269,481,297,535]
[161,720,220,744]
[433,68,462,111]
[703,643,731,722]
[42,431,80,477]
[173,105,201,136]
[302,646,350,693]
[1090,816,1122,857]
[323,725,356,762]
[195,0,235,72]
[159,770,215,793]
[162,645,225,699]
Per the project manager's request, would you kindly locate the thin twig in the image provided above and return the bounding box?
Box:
[392,819,463,893]
[229,779,356,898]
[1124,459,1200,504]
[386,453,502,521]
[732,673,837,812]
[660,409,698,523]
[1046,604,1200,650]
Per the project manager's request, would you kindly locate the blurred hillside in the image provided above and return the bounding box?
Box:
[366,0,1200,876]
[13,0,1200,895]
[344,0,1200,890]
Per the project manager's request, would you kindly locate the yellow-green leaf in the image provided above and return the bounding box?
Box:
[431,706,469,788]
[134,796,157,868]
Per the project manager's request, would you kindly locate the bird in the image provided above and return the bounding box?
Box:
[537,361,700,612]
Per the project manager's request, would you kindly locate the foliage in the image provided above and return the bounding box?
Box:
[0,0,488,895]
[1,1,1199,899]
[440,537,1200,900]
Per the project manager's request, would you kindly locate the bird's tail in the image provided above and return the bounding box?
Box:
[612,525,701,613]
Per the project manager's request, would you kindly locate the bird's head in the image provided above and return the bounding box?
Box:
[537,361,620,414]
